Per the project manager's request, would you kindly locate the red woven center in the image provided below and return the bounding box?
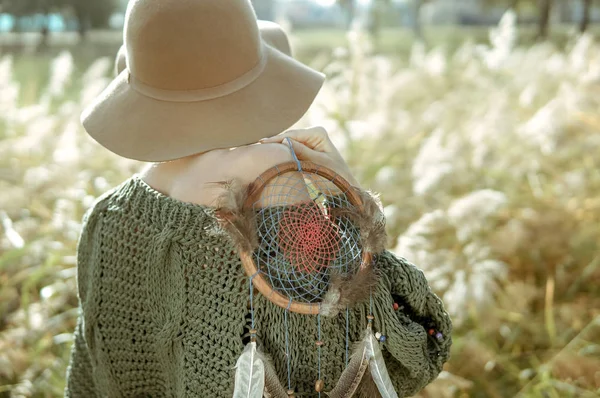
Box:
[278,204,340,273]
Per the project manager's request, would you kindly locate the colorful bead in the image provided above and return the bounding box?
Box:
[315,379,324,392]
[367,314,375,320]
[435,332,444,341]
[379,335,387,343]
[428,329,435,336]
[375,332,381,340]
[316,340,324,347]
[393,302,399,311]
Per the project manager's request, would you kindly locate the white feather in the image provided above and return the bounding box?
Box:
[233,342,266,398]
[365,329,398,398]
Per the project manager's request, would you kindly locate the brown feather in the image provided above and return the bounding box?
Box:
[357,373,383,398]
[321,267,379,317]
[336,266,379,308]
[326,341,370,398]
[213,180,258,252]
[332,189,387,254]
[321,188,384,316]
[354,189,387,254]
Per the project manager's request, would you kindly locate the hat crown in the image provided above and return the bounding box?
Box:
[125,0,261,91]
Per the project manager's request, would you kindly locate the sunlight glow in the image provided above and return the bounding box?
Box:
[314,0,337,7]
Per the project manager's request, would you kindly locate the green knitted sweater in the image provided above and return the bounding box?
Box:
[64,176,452,397]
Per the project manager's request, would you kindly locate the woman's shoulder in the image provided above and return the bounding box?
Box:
[161,143,294,206]
[227,142,294,179]
[80,175,217,239]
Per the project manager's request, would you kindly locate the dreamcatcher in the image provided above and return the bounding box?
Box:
[218,139,396,398]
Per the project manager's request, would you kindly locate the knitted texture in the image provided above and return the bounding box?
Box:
[64,176,452,397]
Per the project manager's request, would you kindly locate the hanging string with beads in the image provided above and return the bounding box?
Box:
[249,273,258,342]
[368,287,374,327]
[285,302,293,397]
[315,309,324,395]
[345,256,350,367]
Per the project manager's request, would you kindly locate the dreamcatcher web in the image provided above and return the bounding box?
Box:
[251,168,364,304]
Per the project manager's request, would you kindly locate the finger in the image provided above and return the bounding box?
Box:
[260,127,330,150]
[261,126,327,141]
[285,138,324,162]
[259,131,305,144]
[287,139,359,187]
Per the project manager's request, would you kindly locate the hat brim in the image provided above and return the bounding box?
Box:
[82,44,325,162]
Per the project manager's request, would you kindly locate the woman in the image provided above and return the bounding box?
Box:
[65,0,452,397]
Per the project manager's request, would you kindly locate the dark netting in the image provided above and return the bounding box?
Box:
[251,168,363,304]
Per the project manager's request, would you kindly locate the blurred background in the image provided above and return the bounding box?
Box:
[0,0,599,397]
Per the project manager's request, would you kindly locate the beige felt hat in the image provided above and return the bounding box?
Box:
[113,20,293,76]
[83,0,324,162]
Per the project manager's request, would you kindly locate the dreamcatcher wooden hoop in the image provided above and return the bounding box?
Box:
[240,160,374,316]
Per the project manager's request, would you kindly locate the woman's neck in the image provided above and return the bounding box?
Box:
[138,142,295,206]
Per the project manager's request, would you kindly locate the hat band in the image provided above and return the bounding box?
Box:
[127,44,268,103]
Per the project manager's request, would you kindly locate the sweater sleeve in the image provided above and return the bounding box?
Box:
[64,204,105,398]
[369,250,453,397]
[64,309,98,398]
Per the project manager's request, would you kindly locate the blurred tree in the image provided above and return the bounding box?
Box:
[68,0,119,38]
[1,0,55,44]
[484,0,553,39]
[580,0,592,33]
[0,0,118,40]
[368,0,390,41]
[482,0,523,21]
[367,0,430,45]
[411,0,431,42]
[537,0,552,38]
[337,0,356,29]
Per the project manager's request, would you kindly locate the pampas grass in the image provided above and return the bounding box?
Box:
[1,13,600,396]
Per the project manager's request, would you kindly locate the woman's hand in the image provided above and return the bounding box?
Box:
[260,127,360,187]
